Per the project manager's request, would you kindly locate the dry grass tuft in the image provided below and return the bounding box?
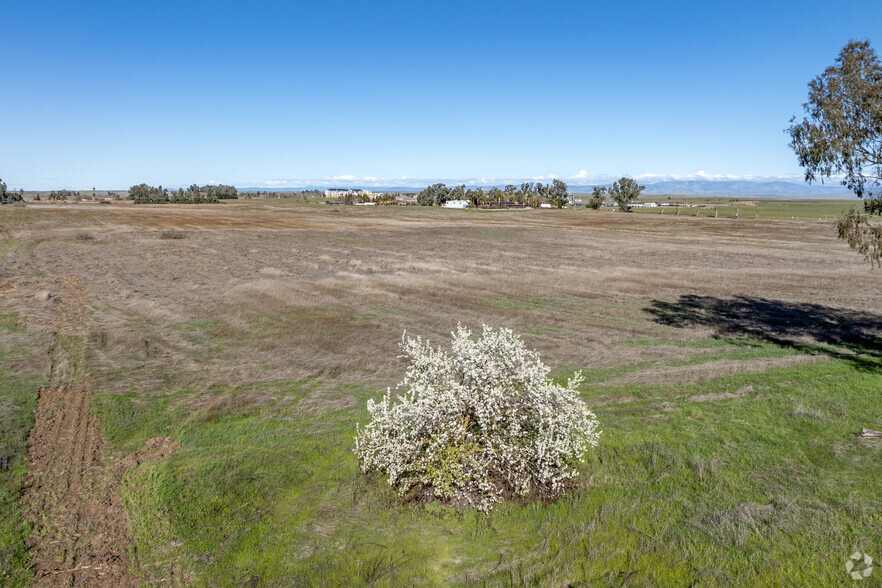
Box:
[686,500,806,547]
[790,402,826,421]
[689,385,753,402]
[201,389,273,422]
[603,356,824,387]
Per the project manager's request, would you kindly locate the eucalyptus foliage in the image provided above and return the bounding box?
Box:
[0,178,22,204]
[355,325,601,511]
[788,40,882,265]
[609,177,645,212]
[588,186,607,209]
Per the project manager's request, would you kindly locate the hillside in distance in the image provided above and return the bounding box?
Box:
[240,179,858,199]
[631,179,855,198]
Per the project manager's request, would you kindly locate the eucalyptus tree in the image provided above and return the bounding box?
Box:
[417,183,451,206]
[609,177,645,212]
[547,179,570,208]
[588,186,606,209]
[788,40,882,265]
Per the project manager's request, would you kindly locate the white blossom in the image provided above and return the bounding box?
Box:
[355,325,601,511]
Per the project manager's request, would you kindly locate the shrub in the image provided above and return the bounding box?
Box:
[159,228,185,240]
[355,325,601,511]
[73,231,95,241]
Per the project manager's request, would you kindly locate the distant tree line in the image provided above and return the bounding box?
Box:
[129,183,238,204]
[0,179,23,204]
[47,189,76,201]
[238,190,268,199]
[413,177,650,211]
[35,188,117,202]
[237,189,325,199]
[336,191,397,204]
[416,179,572,208]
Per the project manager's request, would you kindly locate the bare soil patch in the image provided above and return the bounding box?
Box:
[22,386,133,586]
[21,385,178,586]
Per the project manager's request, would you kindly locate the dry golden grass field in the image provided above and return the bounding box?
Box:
[1,199,881,586]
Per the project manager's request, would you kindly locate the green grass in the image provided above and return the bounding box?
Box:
[0,310,23,335]
[97,338,882,585]
[0,308,44,588]
[628,198,858,221]
[0,373,42,587]
[568,338,807,387]
[0,236,18,259]
[96,390,183,455]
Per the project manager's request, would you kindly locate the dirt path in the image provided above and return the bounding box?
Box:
[19,274,146,586]
[21,386,136,586]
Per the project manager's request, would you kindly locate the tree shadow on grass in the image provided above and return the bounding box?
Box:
[645,295,882,372]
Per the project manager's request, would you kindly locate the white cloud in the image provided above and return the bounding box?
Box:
[333,174,357,181]
[255,179,292,186]
[573,170,589,179]
[633,171,775,182]
[694,170,754,181]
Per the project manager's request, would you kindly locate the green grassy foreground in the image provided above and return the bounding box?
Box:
[0,307,43,586]
[94,338,882,586]
[3,200,880,585]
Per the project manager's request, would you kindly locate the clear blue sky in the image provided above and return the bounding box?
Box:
[2,0,880,190]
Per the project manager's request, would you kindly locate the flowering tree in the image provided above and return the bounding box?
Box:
[355,325,601,511]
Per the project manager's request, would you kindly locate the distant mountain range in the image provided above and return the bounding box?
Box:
[633,180,854,198]
[238,179,859,199]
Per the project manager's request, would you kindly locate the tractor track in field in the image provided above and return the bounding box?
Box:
[21,385,136,586]
[20,274,178,586]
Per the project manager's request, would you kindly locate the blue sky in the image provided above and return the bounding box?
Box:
[2,0,881,190]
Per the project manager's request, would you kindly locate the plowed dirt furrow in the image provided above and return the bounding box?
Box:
[22,387,136,587]
[18,272,138,586]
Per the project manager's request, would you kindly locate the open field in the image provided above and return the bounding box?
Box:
[1,199,881,585]
[622,198,859,221]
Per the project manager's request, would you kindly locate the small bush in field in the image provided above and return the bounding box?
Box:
[355,325,601,511]
[159,228,185,240]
